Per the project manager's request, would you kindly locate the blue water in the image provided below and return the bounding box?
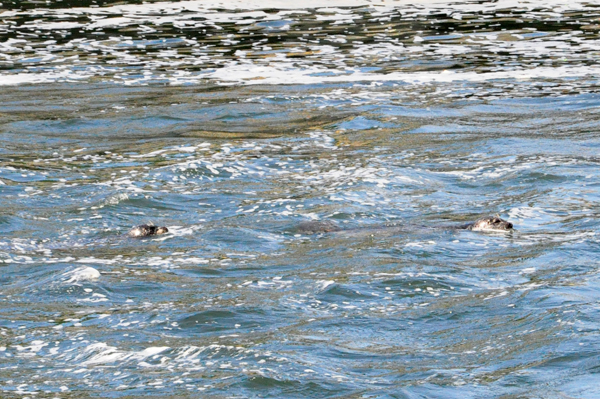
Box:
[1,1,600,398]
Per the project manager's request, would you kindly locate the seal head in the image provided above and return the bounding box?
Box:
[468,215,513,232]
[128,224,169,238]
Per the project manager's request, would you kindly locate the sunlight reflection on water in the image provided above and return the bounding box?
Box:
[1,1,600,398]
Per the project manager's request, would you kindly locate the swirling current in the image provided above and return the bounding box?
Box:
[1,0,600,397]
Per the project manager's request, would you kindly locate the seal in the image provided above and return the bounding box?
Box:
[296,220,342,234]
[295,215,513,234]
[462,215,513,231]
[127,224,169,238]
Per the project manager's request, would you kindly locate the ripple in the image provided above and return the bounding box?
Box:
[2,1,600,398]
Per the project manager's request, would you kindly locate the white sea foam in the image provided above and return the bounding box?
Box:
[0,0,590,19]
[2,58,595,87]
[164,225,203,236]
[205,64,600,86]
[79,343,169,366]
[62,266,101,284]
[173,257,210,265]
[104,193,130,206]
[1,0,597,88]
[318,280,336,290]
[75,257,118,265]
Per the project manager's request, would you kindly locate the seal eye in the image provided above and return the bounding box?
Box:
[493,217,500,223]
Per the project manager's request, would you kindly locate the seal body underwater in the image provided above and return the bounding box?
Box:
[127,225,169,238]
[295,220,342,234]
[295,215,513,234]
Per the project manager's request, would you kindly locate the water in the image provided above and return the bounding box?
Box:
[1,0,600,397]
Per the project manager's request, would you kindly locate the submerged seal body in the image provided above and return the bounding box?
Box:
[296,215,513,235]
[296,220,342,234]
[128,224,169,238]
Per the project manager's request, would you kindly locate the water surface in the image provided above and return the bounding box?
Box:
[1,1,600,398]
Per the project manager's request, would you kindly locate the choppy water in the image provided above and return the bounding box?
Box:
[2,0,600,397]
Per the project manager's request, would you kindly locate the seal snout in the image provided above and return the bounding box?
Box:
[470,215,514,232]
[155,227,169,235]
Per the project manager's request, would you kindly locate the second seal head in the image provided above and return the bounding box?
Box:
[128,224,169,238]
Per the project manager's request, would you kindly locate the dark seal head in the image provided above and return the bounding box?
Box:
[468,215,513,232]
[128,224,169,238]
